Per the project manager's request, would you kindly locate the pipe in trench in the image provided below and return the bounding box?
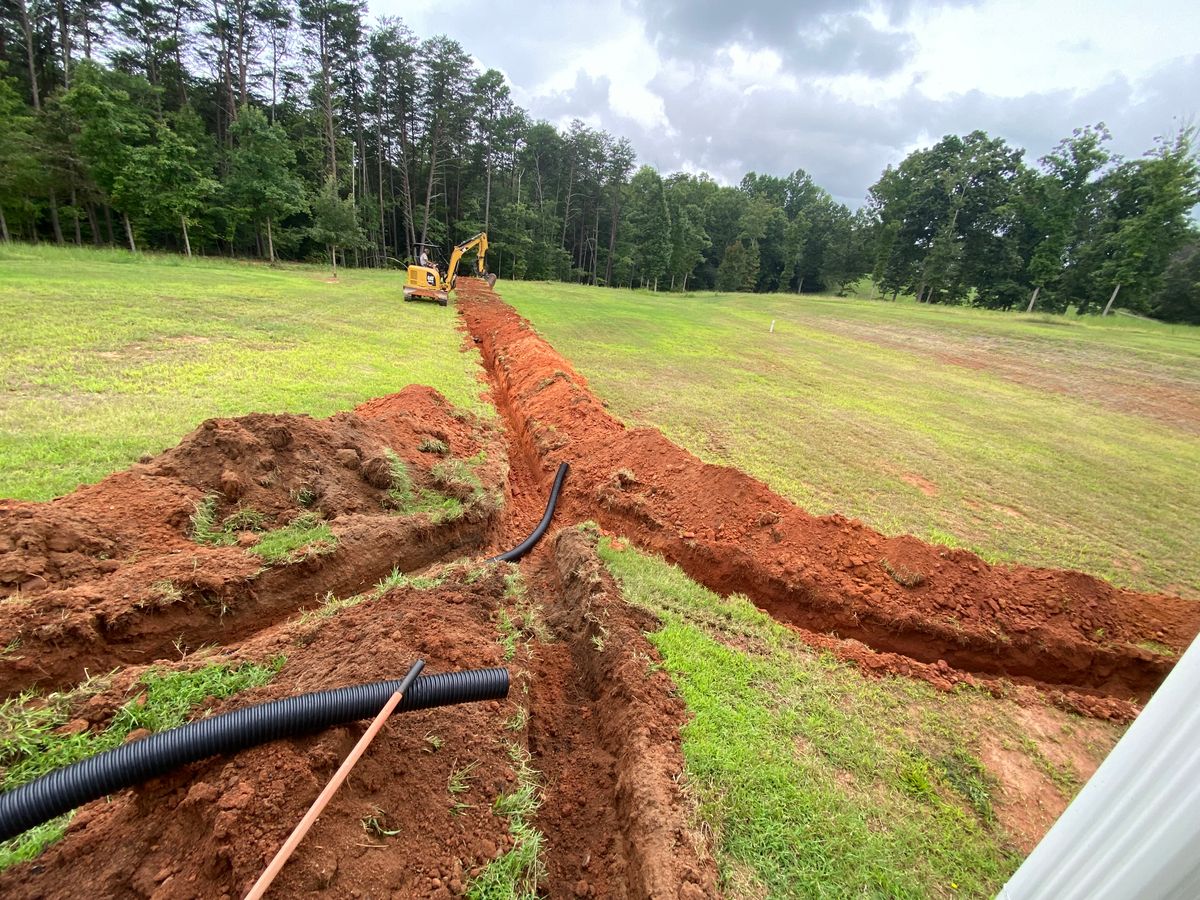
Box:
[0,667,509,842]
[488,462,569,564]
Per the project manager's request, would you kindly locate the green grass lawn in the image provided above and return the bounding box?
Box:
[0,245,487,501]
[600,536,1118,898]
[501,282,1200,597]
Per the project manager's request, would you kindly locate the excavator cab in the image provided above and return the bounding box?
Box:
[403,233,496,307]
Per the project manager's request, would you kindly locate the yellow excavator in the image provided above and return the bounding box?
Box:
[403,232,496,306]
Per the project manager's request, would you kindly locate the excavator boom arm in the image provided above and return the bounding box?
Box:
[445,233,489,290]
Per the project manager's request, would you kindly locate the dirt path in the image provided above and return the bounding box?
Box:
[456,277,1200,719]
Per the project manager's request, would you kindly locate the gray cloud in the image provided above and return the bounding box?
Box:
[526,52,1200,208]
[627,0,969,76]
[401,0,636,89]
[536,70,614,123]
[900,54,1200,169]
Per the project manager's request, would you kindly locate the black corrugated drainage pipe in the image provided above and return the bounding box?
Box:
[488,462,569,564]
[0,667,508,842]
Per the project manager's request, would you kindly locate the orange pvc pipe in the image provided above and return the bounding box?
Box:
[244,660,425,899]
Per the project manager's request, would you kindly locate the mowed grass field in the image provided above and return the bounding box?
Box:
[501,282,1200,597]
[0,248,1138,896]
[0,245,487,501]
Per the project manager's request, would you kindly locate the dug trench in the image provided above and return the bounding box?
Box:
[0,531,716,898]
[455,277,1200,714]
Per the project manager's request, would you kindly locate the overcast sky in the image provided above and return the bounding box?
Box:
[374,0,1199,207]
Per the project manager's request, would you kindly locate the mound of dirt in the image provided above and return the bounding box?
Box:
[0,387,508,696]
[0,567,519,899]
[0,532,717,899]
[456,278,1200,710]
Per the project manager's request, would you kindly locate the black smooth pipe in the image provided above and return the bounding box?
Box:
[0,667,508,842]
[488,462,569,563]
[393,658,426,697]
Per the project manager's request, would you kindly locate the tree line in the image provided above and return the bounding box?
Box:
[1,0,1198,320]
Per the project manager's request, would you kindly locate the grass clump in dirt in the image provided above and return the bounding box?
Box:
[432,456,484,493]
[466,744,546,900]
[193,499,269,545]
[0,638,22,661]
[448,760,479,816]
[248,513,337,564]
[190,495,235,546]
[192,497,332,565]
[0,657,285,870]
[136,579,184,610]
[360,807,402,840]
[296,591,365,627]
[598,536,1019,897]
[0,818,70,872]
[497,610,521,662]
[384,450,464,522]
[295,565,455,627]
[222,507,268,532]
[495,570,549,662]
[419,436,450,455]
[1136,639,1176,657]
[432,452,500,517]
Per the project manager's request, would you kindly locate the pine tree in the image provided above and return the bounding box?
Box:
[627,166,670,290]
[717,240,758,292]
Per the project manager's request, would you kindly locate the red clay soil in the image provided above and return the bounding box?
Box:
[0,541,715,899]
[0,374,716,898]
[0,571,530,900]
[0,386,508,697]
[531,528,716,898]
[455,278,1200,714]
[0,568,519,900]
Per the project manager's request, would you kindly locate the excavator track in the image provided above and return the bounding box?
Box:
[402,286,449,306]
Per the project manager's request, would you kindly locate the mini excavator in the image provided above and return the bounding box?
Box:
[403,232,497,306]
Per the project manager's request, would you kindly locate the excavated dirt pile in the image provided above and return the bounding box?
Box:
[0,383,716,898]
[0,567,518,900]
[0,542,715,899]
[456,277,1200,718]
[0,386,508,696]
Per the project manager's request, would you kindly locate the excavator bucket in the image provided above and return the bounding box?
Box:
[485,272,497,289]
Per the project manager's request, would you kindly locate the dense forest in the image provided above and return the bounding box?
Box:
[1,0,1199,320]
